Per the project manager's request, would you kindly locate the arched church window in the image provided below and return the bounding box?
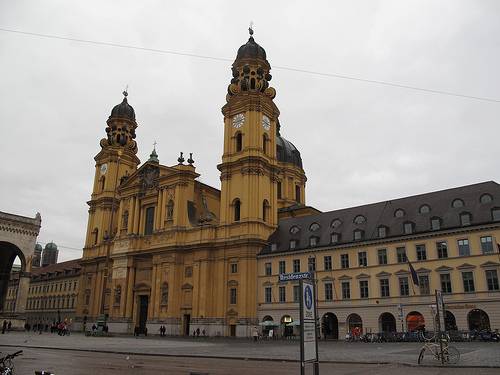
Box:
[233,199,241,222]
[101,177,106,192]
[236,132,243,152]
[161,283,169,305]
[167,200,174,220]
[93,228,99,245]
[295,185,301,203]
[122,211,129,230]
[263,134,268,155]
[114,285,121,305]
[277,181,282,199]
[263,199,269,222]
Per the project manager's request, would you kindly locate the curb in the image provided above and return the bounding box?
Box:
[1,344,499,369]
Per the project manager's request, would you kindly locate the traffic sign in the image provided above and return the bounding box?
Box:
[300,278,319,374]
[279,272,312,282]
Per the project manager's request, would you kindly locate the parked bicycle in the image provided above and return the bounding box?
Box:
[0,350,22,375]
[418,333,460,365]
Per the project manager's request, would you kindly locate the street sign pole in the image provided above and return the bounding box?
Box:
[299,279,305,375]
[312,273,319,375]
[435,290,445,365]
[299,277,319,375]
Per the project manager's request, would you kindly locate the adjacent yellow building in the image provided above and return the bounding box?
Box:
[258,182,500,338]
[76,29,500,338]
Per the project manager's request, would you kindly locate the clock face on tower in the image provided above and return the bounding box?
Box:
[262,115,271,131]
[232,113,245,128]
[100,163,108,175]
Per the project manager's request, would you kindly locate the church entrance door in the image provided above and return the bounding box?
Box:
[183,314,191,336]
[138,295,148,334]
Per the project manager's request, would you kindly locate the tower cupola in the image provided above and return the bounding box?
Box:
[102,91,138,154]
[226,28,275,102]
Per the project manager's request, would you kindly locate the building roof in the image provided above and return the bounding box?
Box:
[110,92,135,121]
[31,258,81,277]
[276,135,303,168]
[261,181,500,255]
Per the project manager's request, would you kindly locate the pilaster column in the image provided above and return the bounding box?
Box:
[160,189,167,229]
[125,266,135,318]
[14,274,30,314]
[133,197,140,234]
[117,199,124,234]
[155,189,162,231]
[149,263,158,319]
[127,197,134,235]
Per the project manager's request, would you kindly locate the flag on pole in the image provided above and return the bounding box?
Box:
[408,261,419,286]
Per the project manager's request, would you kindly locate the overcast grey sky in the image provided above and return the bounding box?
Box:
[1,1,499,262]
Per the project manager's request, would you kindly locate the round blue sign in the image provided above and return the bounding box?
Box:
[304,285,313,309]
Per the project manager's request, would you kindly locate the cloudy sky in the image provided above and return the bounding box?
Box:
[1,1,499,263]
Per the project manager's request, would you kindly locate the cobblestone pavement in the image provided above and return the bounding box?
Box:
[4,347,500,375]
[1,332,499,368]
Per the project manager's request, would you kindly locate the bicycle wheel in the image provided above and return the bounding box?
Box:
[418,347,426,364]
[444,346,460,364]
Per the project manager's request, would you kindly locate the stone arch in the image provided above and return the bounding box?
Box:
[347,313,363,335]
[468,309,490,331]
[445,310,457,331]
[379,312,397,333]
[0,211,41,319]
[322,312,339,339]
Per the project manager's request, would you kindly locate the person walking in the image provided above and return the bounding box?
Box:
[2,320,6,334]
[7,321,12,331]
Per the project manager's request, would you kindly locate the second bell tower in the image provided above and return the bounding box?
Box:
[218,28,280,236]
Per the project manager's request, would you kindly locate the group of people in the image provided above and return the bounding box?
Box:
[1,320,12,334]
[192,327,206,337]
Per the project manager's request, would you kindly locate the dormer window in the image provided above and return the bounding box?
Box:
[309,236,318,247]
[271,243,277,251]
[378,226,387,238]
[353,229,364,241]
[353,215,366,224]
[460,212,471,226]
[419,204,431,214]
[309,222,320,232]
[290,226,300,234]
[290,240,297,250]
[492,208,500,221]
[452,199,464,208]
[480,194,493,204]
[331,233,340,244]
[403,222,414,234]
[431,217,441,230]
[394,209,405,218]
[331,219,342,228]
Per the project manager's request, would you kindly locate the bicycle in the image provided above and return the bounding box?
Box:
[0,350,22,375]
[417,333,460,365]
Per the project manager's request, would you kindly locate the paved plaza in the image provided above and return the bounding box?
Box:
[1,332,499,372]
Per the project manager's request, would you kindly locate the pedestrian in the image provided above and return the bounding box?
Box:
[7,321,11,331]
[196,328,200,337]
[252,327,258,342]
[144,326,148,336]
[1,320,6,334]
[202,329,206,337]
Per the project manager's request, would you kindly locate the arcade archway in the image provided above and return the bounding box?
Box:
[406,311,425,332]
[379,312,397,333]
[322,312,338,339]
[468,309,490,331]
[347,313,363,335]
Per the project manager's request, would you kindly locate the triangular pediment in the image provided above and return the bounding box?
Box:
[321,276,334,282]
[376,271,392,277]
[356,273,370,279]
[227,280,239,287]
[480,261,500,268]
[416,267,431,273]
[435,265,453,272]
[181,283,193,290]
[338,274,352,280]
[457,263,476,270]
[394,269,409,275]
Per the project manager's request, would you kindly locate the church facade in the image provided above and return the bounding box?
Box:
[77,31,500,338]
[76,30,307,336]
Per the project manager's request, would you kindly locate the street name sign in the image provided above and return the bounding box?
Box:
[279,272,312,282]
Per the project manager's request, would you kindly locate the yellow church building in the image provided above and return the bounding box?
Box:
[77,29,500,337]
[77,29,307,336]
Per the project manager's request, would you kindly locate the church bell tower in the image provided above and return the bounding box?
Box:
[84,91,140,252]
[218,28,280,237]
